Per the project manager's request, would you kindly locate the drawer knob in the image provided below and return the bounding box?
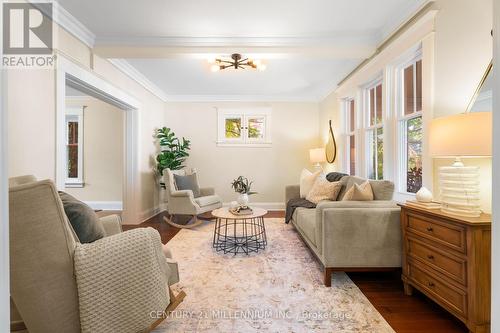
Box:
[427,254,435,260]
[426,226,434,232]
[428,281,435,287]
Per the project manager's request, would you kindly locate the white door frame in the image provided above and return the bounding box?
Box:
[0,1,10,329]
[56,56,141,224]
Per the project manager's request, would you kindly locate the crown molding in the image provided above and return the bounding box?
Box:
[108,59,169,102]
[30,1,96,47]
[163,94,320,103]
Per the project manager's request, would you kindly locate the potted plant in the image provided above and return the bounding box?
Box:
[231,176,257,206]
[155,127,191,188]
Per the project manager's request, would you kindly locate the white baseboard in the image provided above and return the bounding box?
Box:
[140,206,166,224]
[85,201,123,211]
[223,202,285,210]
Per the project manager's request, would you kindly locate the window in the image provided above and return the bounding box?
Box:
[217,108,271,146]
[398,57,423,193]
[364,81,384,180]
[65,107,84,187]
[345,99,356,175]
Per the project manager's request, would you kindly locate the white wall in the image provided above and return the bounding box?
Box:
[65,97,124,202]
[319,0,493,211]
[164,102,320,206]
[7,26,166,223]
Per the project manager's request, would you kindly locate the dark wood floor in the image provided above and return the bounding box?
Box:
[122,211,468,333]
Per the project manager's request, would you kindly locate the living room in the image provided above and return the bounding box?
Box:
[1,0,499,332]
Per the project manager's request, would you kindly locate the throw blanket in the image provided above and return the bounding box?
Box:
[285,172,347,224]
[285,198,316,224]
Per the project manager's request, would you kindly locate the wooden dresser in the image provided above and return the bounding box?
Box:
[399,204,491,333]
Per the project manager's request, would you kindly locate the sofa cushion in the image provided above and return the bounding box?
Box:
[58,191,105,243]
[295,207,317,245]
[174,173,201,197]
[306,179,342,204]
[195,195,221,207]
[338,176,394,201]
[299,169,321,198]
[342,181,374,201]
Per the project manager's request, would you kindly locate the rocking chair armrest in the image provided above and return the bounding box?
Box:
[199,187,215,196]
[170,189,194,198]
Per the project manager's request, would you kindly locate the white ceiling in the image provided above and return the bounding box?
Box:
[57,0,427,101]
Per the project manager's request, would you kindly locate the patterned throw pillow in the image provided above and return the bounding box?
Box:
[306,178,342,204]
[299,169,322,198]
[342,180,374,201]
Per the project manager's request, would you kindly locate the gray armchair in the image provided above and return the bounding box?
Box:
[9,176,185,333]
[164,168,222,228]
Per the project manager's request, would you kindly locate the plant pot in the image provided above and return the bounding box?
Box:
[237,193,249,206]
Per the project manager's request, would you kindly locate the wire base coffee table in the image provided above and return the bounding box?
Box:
[211,207,267,255]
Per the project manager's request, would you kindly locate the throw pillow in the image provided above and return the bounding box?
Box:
[299,169,321,198]
[342,181,374,201]
[174,173,201,198]
[306,179,342,204]
[58,191,105,243]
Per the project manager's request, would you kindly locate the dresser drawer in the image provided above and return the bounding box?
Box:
[407,261,467,319]
[407,237,467,285]
[406,213,466,253]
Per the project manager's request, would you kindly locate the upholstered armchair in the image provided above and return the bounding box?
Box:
[9,176,185,333]
[164,168,222,228]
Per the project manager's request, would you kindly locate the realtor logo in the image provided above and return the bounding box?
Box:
[3,3,53,54]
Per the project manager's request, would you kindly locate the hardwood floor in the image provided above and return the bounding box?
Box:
[122,210,468,333]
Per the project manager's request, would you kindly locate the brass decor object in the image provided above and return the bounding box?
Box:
[209,53,266,72]
[325,120,337,163]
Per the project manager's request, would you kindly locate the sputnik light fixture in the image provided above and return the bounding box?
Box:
[208,53,266,72]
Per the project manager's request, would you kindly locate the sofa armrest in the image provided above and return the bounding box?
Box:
[318,207,401,268]
[199,187,215,196]
[285,185,301,203]
[74,228,172,333]
[99,214,122,237]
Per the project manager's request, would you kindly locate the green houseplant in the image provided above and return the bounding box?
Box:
[155,127,191,187]
[231,176,257,206]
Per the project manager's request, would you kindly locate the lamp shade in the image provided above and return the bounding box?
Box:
[429,112,492,157]
[309,148,326,164]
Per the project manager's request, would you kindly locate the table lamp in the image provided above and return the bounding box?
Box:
[309,148,326,171]
[429,112,492,217]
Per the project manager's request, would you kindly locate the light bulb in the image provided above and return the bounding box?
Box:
[210,64,221,72]
[257,64,266,71]
[207,56,216,64]
[253,59,261,66]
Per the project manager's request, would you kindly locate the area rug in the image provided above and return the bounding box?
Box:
[153,218,395,333]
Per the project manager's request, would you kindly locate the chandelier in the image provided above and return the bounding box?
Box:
[209,53,266,72]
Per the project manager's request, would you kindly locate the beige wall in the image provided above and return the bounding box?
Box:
[65,97,124,202]
[8,26,166,223]
[319,0,493,212]
[164,102,320,204]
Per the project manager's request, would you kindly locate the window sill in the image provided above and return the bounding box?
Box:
[216,142,272,148]
[65,182,84,188]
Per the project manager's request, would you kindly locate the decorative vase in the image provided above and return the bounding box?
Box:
[416,187,433,203]
[237,193,249,206]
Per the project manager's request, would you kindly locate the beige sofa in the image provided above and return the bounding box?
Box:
[286,176,402,286]
[9,176,184,333]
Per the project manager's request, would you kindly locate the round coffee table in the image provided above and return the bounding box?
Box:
[211,207,267,255]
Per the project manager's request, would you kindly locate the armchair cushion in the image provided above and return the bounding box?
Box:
[195,195,222,207]
[74,227,171,333]
[174,173,201,197]
[59,191,105,243]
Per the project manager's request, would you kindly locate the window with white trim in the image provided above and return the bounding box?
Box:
[364,80,384,180]
[344,98,356,175]
[65,107,84,187]
[397,54,423,193]
[217,108,272,146]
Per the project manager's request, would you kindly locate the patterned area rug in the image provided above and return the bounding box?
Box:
[153,218,395,332]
